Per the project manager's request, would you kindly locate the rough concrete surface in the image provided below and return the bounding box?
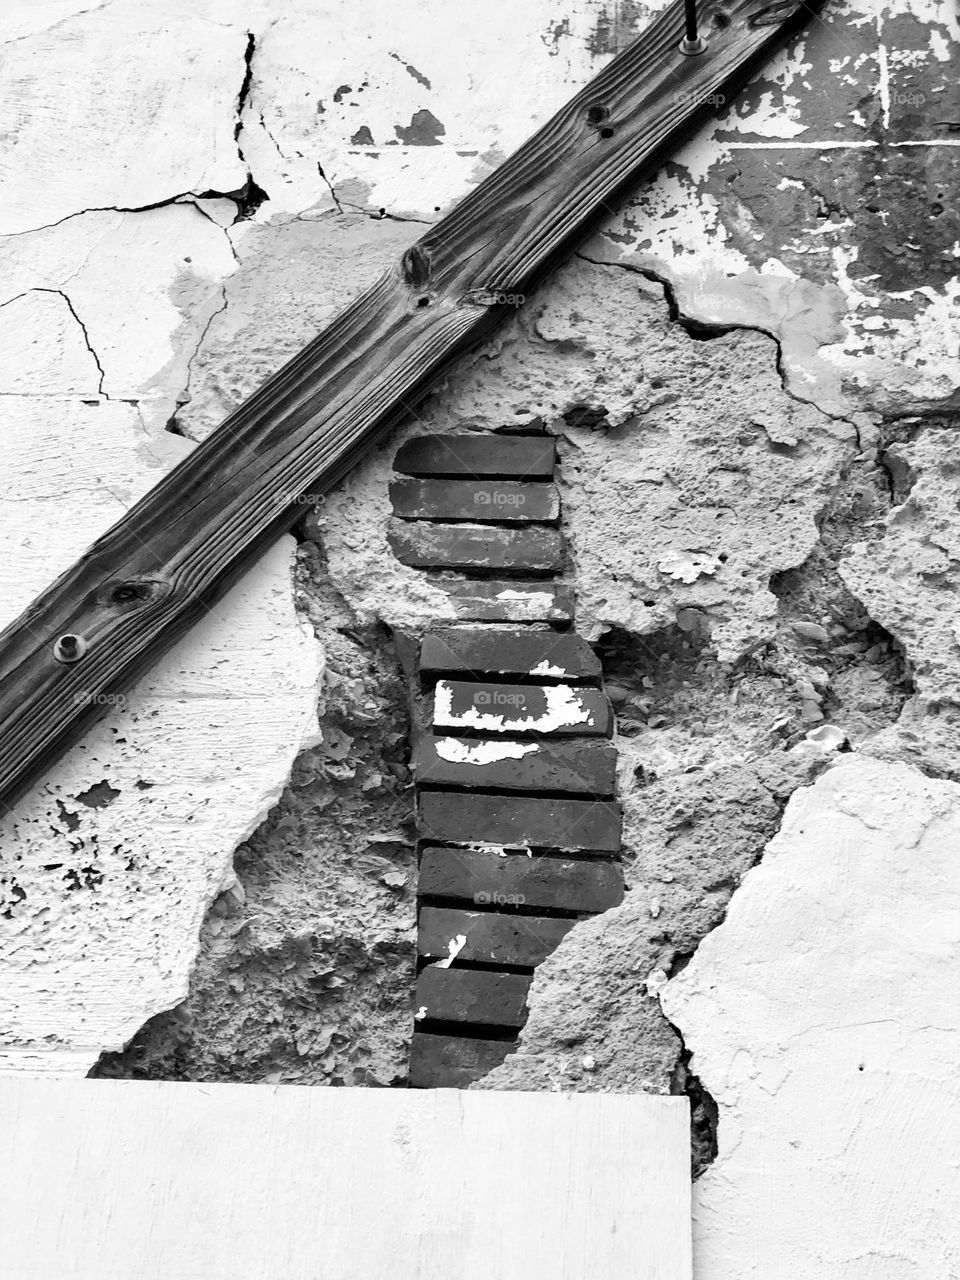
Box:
[93,548,417,1087]
[841,425,960,777]
[2,0,959,1274]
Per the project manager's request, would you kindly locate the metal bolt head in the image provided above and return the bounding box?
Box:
[53,633,87,664]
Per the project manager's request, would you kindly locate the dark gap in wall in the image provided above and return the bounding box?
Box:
[223,33,270,220]
[669,1037,719,1180]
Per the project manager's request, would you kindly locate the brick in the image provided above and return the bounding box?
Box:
[420,628,600,683]
[418,791,622,852]
[443,579,575,623]
[419,906,575,967]
[394,434,556,478]
[408,1032,515,1088]
[416,966,531,1028]
[413,735,617,796]
[421,847,625,914]
[433,679,611,736]
[388,520,563,572]
[389,478,559,523]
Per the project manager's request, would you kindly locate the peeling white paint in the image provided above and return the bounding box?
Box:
[2,3,957,1275]
[0,397,323,1073]
[530,660,566,676]
[657,550,723,584]
[434,738,539,765]
[434,680,594,734]
[435,935,467,969]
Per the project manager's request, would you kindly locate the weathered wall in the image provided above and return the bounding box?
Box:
[2,0,958,1274]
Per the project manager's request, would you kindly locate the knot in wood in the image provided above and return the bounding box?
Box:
[402,244,432,290]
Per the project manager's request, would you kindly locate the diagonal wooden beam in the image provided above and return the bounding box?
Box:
[0,0,823,809]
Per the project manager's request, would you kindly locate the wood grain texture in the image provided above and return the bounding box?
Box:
[0,1077,692,1279]
[0,0,823,807]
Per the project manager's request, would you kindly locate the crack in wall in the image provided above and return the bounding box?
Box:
[317,164,344,214]
[49,289,107,396]
[668,1035,719,1179]
[163,282,230,437]
[575,250,857,431]
[0,286,108,397]
[225,33,270,219]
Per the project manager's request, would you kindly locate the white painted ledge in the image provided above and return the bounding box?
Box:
[0,1079,691,1280]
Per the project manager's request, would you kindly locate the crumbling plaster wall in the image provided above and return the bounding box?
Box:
[2,0,959,1273]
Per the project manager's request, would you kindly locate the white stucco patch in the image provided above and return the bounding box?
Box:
[662,755,960,1279]
[236,0,614,222]
[0,1,248,235]
[0,396,322,1074]
[0,290,102,395]
[0,205,239,425]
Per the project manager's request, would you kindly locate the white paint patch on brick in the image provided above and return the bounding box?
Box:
[530,660,566,676]
[433,680,593,734]
[662,755,960,1280]
[434,738,538,765]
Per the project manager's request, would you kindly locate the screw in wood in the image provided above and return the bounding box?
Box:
[52,633,87,664]
[679,0,707,53]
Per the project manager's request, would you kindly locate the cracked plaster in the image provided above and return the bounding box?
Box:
[2,3,959,1271]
